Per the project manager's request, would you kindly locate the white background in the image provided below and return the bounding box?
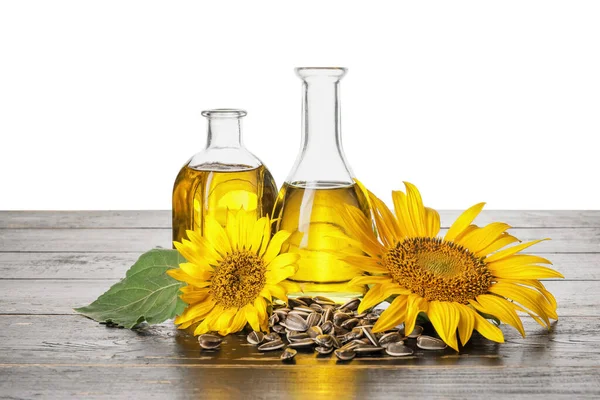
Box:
[1,1,599,210]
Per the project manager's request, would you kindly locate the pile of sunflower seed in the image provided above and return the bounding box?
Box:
[198,296,447,361]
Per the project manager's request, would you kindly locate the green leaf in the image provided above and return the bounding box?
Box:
[74,249,188,328]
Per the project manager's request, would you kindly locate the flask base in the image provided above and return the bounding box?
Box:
[286,280,366,304]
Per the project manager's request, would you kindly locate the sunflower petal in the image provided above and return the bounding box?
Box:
[373,296,407,332]
[266,265,297,284]
[248,217,269,253]
[428,301,459,351]
[267,283,289,303]
[445,202,486,242]
[489,265,564,279]
[425,207,441,238]
[244,304,261,332]
[404,182,428,237]
[485,239,549,263]
[350,275,393,286]
[204,217,232,256]
[343,255,388,274]
[471,294,525,337]
[357,284,388,313]
[226,307,248,334]
[477,233,520,257]
[459,222,511,254]
[263,231,292,264]
[455,303,476,346]
[472,312,504,343]
[404,295,429,338]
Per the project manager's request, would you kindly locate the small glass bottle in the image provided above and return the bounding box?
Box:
[172,109,277,244]
[272,68,371,301]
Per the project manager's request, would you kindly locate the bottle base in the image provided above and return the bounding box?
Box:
[286,280,366,304]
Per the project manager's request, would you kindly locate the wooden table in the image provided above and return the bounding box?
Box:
[1,211,599,399]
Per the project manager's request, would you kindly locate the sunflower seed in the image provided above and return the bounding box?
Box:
[272,324,286,334]
[334,349,356,360]
[315,346,334,355]
[386,343,414,357]
[417,335,447,350]
[378,332,403,346]
[307,326,323,339]
[314,334,334,348]
[340,298,360,311]
[289,298,308,308]
[268,314,279,327]
[320,321,333,334]
[341,340,365,351]
[287,331,309,342]
[333,312,351,326]
[288,338,315,348]
[280,347,297,360]
[314,296,336,306]
[341,318,359,330]
[362,326,379,346]
[310,303,324,313]
[348,327,364,340]
[288,310,311,318]
[306,312,321,327]
[364,313,380,322]
[331,335,342,349]
[283,314,308,331]
[293,306,314,314]
[274,308,289,318]
[247,331,264,345]
[264,332,280,341]
[407,325,424,339]
[354,345,384,354]
[296,296,314,305]
[258,339,285,351]
[322,308,334,323]
[198,334,222,350]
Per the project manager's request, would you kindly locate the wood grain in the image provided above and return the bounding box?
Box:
[2,227,599,252]
[0,210,598,399]
[2,252,595,280]
[3,210,600,228]
[1,315,599,367]
[1,364,598,399]
[0,279,595,317]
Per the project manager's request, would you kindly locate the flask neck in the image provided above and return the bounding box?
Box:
[302,77,342,158]
[202,109,246,149]
[288,67,354,185]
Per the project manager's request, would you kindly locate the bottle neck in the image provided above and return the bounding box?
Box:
[287,67,354,186]
[301,77,342,158]
[206,117,243,149]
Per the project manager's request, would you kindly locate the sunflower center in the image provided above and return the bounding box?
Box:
[383,237,493,304]
[210,251,266,309]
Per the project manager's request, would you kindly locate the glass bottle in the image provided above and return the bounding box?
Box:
[272,67,371,301]
[172,109,277,244]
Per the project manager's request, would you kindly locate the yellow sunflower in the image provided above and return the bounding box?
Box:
[168,210,299,336]
[337,182,563,351]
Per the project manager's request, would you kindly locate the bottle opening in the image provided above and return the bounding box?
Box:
[201,109,247,119]
[295,67,347,80]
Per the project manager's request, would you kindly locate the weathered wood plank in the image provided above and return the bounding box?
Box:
[0,315,599,368]
[1,364,598,399]
[0,280,594,317]
[1,228,598,253]
[0,252,594,280]
[2,210,600,229]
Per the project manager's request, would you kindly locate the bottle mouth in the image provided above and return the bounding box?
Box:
[201,109,247,119]
[295,67,347,80]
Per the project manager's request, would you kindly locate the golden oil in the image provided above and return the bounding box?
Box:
[172,163,277,244]
[272,181,371,301]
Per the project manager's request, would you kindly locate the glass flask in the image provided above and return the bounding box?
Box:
[172,109,277,244]
[272,67,371,301]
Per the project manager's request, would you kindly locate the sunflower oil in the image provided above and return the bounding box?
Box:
[172,163,277,244]
[272,181,371,301]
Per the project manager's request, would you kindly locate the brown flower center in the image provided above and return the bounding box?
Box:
[210,251,266,309]
[382,237,492,304]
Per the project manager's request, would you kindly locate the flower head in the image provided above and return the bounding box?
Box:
[339,182,563,351]
[168,210,299,336]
